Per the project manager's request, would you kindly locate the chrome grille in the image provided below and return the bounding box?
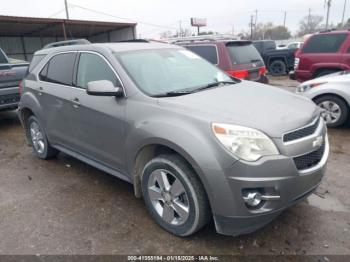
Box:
[293,143,325,171]
[283,117,320,143]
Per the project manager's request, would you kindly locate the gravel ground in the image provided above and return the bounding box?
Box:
[0,76,349,256]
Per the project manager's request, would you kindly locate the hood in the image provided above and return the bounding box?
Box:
[302,70,350,85]
[158,81,319,138]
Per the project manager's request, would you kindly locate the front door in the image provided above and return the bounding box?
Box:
[70,52,127,172]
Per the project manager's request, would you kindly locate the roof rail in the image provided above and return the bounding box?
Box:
[167,34,240,44]
[117,39,149,43]
[43,39,91,49]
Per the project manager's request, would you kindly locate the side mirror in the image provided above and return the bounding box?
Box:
[86,80,124,97]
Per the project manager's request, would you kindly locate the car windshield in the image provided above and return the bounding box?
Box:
[226,43,263,65]
[115,48,232,96]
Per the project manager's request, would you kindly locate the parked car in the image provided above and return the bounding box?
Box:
[0,48,28,110]
[175,38,268,83]
[253,40,296,76]
[293,30,350,82]
[19,40,328,237]
[278,42,303,50]
[296,70,350,127]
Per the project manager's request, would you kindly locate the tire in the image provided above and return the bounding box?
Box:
[141,154,210,236]
[314,69,339,79]
[269,60,286,76]
[27,115,59,159]
[314,95,349,128]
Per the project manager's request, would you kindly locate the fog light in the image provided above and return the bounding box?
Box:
[243,192,263,207]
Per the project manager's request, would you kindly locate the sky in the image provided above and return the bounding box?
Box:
[1,0,349,38]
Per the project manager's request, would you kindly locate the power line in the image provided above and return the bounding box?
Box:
[69,2,177,30]
[48,8,66,18]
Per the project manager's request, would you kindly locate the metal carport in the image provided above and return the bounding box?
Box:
[0,15,137,61]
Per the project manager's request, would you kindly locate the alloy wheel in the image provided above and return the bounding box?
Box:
[147,169,190,226]
[30,121,45,154]
[319,100,342,124]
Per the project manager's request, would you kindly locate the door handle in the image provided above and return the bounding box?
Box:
[71,98,81,108]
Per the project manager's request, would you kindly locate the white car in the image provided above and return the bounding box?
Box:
[296,71,350,127]
[277,42,303,50]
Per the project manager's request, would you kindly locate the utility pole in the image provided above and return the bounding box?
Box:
[342,0,347,26]
[283,11,287,28]
[179,20,182,37]
[250,15,254,40]
[255,9,258,36]
[325,0,332,29]
[307,8,311,33]
[64,0,70,20]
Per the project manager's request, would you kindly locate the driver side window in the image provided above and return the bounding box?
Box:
[77,53,120,89]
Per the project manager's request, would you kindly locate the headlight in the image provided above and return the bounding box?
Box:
[212,123,279,162]
[296,82,327,93]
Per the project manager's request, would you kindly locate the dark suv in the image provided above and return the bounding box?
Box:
[176,39,268,83]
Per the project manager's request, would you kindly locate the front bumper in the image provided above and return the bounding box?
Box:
[204,123,329,236]
[214,182,319,236]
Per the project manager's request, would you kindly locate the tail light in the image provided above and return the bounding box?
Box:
[226,69,249,79]
[259,66,267,75]
[19,81,23,96]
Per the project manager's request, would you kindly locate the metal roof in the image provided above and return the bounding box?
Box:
[0,15,136,38]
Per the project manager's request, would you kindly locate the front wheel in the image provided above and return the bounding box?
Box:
[314,95,349,128]
[141,154,210,236]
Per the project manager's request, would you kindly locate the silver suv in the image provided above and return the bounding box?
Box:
[19,40,329,237]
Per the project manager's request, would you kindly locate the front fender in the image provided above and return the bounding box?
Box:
[125,117,238,209]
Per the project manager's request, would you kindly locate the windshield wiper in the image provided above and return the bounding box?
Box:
[192,80,237,92]
[152,81,237,98]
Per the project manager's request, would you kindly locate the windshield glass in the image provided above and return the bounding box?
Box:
[226,44,263,65]
[115,48,232,96]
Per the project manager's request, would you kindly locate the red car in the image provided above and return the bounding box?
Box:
[294,30,350,82]
[176,38,268,83]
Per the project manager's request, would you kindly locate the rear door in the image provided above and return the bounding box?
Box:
[37,52,78,147]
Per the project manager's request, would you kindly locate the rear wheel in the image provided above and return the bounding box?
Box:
[27,115,59,159]
[141,154,210,236]
[269,60,286,76]
[314,95,349,128]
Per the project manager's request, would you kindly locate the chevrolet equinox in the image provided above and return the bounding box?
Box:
[18,40,329,236]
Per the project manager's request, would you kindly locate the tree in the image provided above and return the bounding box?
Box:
[252,23,291,40]
[297,14,323,36]
[337,18,350,29]
[264,26,291,40]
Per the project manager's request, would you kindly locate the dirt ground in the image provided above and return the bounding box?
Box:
[0,76,349,256]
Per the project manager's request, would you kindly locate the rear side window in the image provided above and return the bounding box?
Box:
[264,41,276,51]
[29,55,45,72]
[185,45,218,64]
[76,53,120,88]
[303,34,347,53]
[41,53,76,85]
[226,44,263,65]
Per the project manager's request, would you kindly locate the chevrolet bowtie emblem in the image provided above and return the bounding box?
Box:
[312,136,323,148]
